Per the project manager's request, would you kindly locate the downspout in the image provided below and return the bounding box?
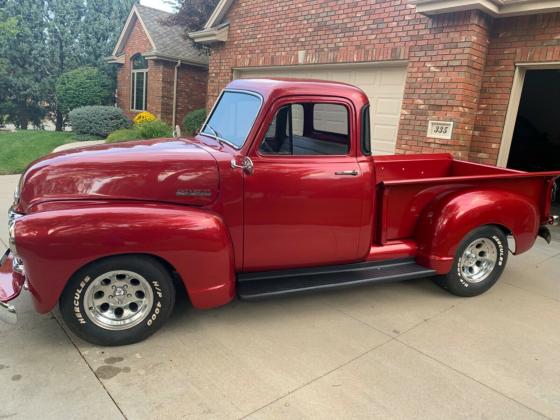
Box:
[172,60,182,131]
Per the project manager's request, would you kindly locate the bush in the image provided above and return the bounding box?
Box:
[73,133,104,141]
[69,106,130,138]
[106,127,142,143]
[137,120,172,138]
[133,111,157,125]
[106,120,172,144]
[183,109,206,136]
[56,67,112,115]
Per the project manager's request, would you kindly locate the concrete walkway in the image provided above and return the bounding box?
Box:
[1,174,559,419]
[52,140,106,153]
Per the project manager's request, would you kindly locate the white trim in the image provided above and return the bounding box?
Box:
[497,61,560,167]
[204,0,234,29]
[131,68,148,112]
[411,0,560,16]
[107,55,125,64]
[112,5,156,57]
[189,24,230,44]
[142,52,209,68]
[497,67,525,167]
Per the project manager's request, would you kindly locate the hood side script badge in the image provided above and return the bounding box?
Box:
[176,189,212,197]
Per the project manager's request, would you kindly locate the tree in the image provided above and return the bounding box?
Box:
[0,0,50,129]
[56,67,112,116]
[0,0,136,130]
[79,0,137,68]
[45,0,86,130]
[167,0,219,37]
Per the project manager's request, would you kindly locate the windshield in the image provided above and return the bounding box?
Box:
[201,90,262,148]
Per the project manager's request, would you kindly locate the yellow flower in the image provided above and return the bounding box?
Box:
[134,111,156,125]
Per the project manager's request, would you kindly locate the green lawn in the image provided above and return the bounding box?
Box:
[0,130,77,174]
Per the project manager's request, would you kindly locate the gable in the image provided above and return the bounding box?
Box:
[112,7,156,57]
[111,5,208,67]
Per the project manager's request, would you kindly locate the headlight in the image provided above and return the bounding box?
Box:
[8,208,23,255]
[13,174,24,206]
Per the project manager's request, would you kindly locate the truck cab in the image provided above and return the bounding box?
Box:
[1,79,558,346]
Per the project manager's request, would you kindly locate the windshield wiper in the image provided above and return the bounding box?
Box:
[205,124,221,140]
[204,123,233,148]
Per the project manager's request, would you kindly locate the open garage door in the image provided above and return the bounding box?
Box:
[235,64,407,155]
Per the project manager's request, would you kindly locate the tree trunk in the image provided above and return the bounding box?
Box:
[18,113,28,130]
[54,33,65,132]
[55,110,63,131]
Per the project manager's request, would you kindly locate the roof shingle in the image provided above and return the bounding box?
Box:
[135,5,208,66]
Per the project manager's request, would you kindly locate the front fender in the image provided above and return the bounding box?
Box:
[415,189,539,273]
[15,204,235,313]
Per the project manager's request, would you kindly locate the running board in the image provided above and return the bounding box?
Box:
[237,258,435,300]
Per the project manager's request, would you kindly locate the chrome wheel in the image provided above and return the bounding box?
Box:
[83,270,154,331]
[459,238,497,284]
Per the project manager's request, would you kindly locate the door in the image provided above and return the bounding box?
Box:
[236,64,407,155]
[243,98,366,271]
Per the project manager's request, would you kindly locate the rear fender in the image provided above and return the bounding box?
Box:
[415,189,539,273]
[15,204,235,313]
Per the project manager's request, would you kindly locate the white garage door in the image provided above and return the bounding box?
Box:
[236,64,407,155]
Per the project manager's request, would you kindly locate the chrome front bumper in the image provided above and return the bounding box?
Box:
[0,300,16,324]
[0,249,24,325]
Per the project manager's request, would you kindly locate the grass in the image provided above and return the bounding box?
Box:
[0,130,77,174]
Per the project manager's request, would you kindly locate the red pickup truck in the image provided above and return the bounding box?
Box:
[1,79,559,346]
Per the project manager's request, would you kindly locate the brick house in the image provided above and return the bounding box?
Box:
[190,0,560,172]
[108,5,208,127]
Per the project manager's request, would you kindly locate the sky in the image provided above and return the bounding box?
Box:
[140,0,177,13]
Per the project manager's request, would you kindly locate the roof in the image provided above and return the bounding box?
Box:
[110,4,208,67]
[226,78,369,107]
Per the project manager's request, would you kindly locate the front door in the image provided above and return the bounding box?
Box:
[243,99,365,271]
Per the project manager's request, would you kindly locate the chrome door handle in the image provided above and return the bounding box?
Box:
[335,170,359,176]
[231,156,254,175]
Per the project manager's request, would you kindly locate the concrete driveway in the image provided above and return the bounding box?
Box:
[1,174,559,420]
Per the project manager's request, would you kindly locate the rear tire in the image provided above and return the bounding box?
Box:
[435,226,508,297]
[60,255,175,346]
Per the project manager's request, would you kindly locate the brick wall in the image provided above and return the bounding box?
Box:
[471,13,560,164]
[115,18,154,120]
[206,0,560,162]
[115,17,208,126]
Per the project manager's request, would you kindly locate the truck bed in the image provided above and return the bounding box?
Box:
[373,154,558,244]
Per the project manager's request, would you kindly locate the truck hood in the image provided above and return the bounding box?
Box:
[17,138,220,212]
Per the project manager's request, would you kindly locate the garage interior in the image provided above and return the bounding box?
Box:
[506,69,560,237]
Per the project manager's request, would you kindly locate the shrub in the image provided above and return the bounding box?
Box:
[137,119,172,138]
[106,120,172,144]
[56,67,112,115]
[73,133,104,141]
[133,111,157,125]
[106,127,142,143]
[182,109,206,136]
[69,106,130,138]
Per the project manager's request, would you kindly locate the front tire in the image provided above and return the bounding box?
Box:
[436,226,508,297]
[60,255,175,346]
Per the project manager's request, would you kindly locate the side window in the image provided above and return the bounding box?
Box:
[260,103,350,156]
